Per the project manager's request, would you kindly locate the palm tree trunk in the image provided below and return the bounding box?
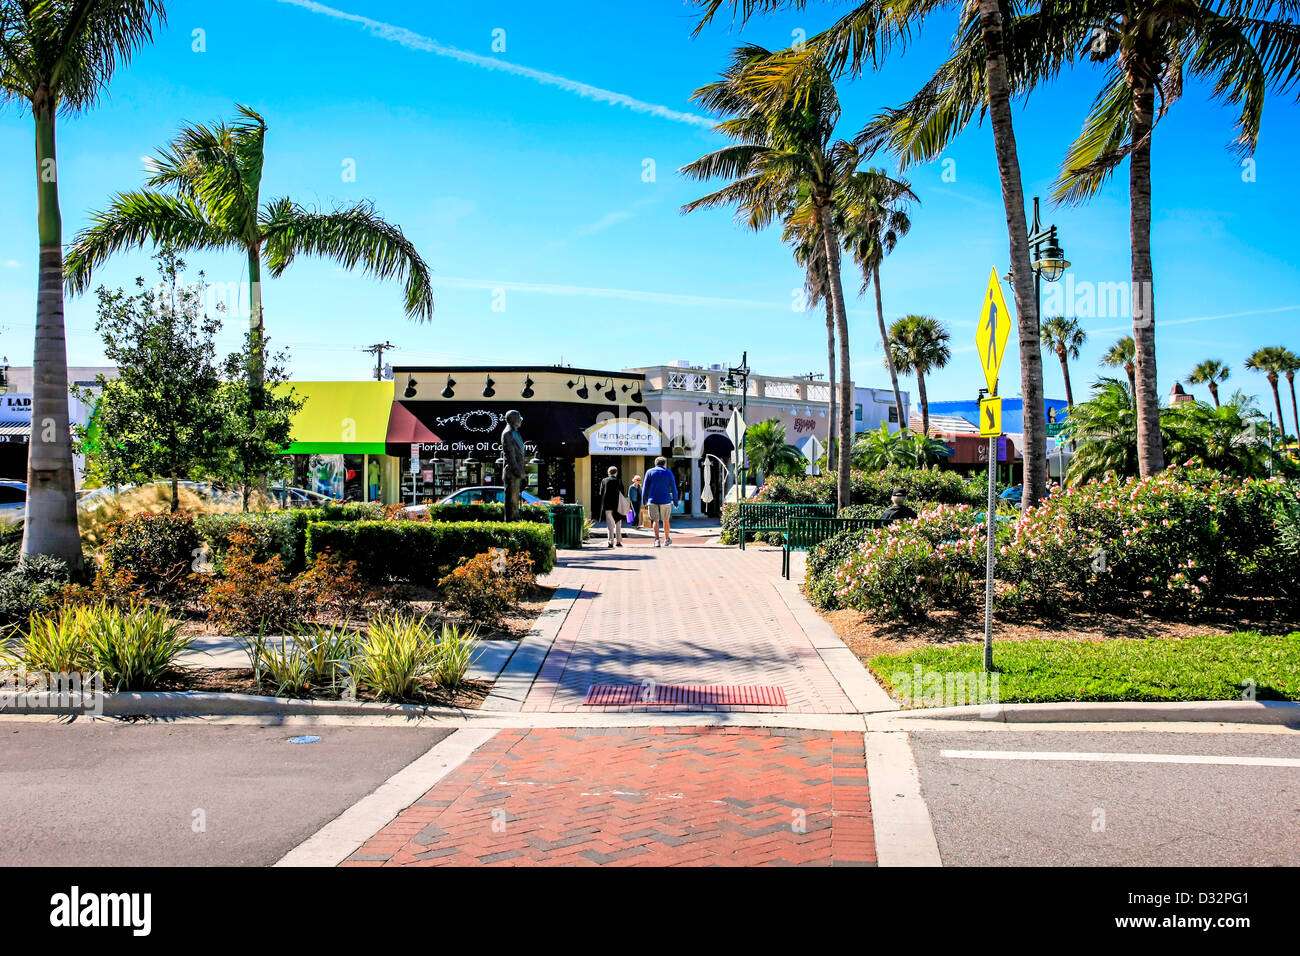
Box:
[1129,80,1165,476]
[818,203,852,510]
[1287,372,1298,441]
[1269,375,1286,444]
[21,103,83,573]
[171,474,180,513]
[1057,348,1075,409]
[825,295,837,472]
[874,263,905,432]
[916,369,930,439]
[247,245,265,402]
[1126,362,1137,396]
[975,0,1047,508]
[1208,382,1221,408]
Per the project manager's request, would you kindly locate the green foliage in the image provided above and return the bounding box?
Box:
[415,502,550,524]
[0,556,73,630]
[439,550,536,625]
[202,529,301,635]
[195,502,382,572]
[75,252,225,503]
[349,612,443,702]
[805,526,877,608]
[744,419,805,484]
[431,622,479,688]
[101,511,200,595]
[306,520,555,586]
[852,422,950,469]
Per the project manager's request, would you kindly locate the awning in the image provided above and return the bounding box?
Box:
[0,422,30,443]
[700,432,734,460]
[280,381,396,455]
[385,401,442,447]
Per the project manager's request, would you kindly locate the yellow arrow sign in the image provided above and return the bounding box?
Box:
[980,396,1003,437]
[976,268,1012,394]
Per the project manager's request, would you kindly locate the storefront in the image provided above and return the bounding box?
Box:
[0,394,31,480]
[281,381,403,503]
[388,366,651,515]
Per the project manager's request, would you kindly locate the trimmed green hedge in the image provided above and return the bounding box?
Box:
[418,502,550,524]
[305,520,556,585]
[196,503,383,572]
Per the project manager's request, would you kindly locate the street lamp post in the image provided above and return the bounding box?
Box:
[1004,196,1070,494]
[723,351,750,496]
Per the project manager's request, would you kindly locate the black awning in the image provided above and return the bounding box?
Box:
[385,401,652,459]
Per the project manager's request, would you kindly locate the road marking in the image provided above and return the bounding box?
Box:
[275,727,498,867]
[940,749,1300,768]
[865,732,942,866]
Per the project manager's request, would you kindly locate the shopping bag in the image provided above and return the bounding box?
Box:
[617,492,632,513]
[626,510,635,524]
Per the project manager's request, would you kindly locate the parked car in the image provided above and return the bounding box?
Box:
[270,485,336,508]
[0,479,25,520]
[999,485,1023,506]
[401,486,546,513]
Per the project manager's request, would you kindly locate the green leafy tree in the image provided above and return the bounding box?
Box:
[1101,335,1137,394]
[64,104,434,405]
[206,340,302,512]
[1040,316,1086,410]
[680,43,862,508]
[1062,377,1139,485]
[1163,393,1270,477]
[1246,346,1294,441]
[75,252,225,512]
[1188,358,1232,408]
[745,418,804,484]
[852,422,950,469]
[888,314,951,438]
[0,0,167,570]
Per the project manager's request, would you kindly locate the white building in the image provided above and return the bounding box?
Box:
[853,385,911,434]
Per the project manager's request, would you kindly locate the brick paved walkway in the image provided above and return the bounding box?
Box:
[523,541,855,713]
[342,728,874,867]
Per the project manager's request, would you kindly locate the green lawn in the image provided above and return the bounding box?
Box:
[868,632,1300,706]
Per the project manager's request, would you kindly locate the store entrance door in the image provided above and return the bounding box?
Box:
[589,455,620,516]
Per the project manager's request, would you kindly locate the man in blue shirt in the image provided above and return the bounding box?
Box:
[641,456,678,547]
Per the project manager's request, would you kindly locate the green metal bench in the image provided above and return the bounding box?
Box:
[735,502,835,549]
[781,516,890,579]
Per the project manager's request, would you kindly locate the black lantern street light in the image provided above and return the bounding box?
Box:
[722,351,751,493]
[1004,196,1070,328]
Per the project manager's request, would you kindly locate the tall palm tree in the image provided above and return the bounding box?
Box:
[1246,346,1292,441]
[690,0,1052,507]
[1188,358,1231,408]
[0,0,166,570]
[64,105,434,403]
[1280,348,1300,442]
[888,314,951,439]
[839,165,916,430]
[1040,316,1086,409]
[1101,336,1137,395]
[784,217,837,470]
[680,44,860,508]
[744,418,804,484]
[1062,377,1139,485]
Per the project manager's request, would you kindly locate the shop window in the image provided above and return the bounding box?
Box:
[854,404,863,422]
[888,406,898,423]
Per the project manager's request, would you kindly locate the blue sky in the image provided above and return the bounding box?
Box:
[1,0,1297,414]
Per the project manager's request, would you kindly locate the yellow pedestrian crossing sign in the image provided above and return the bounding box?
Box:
[980,396,1003,437]
[976,268,1012,394]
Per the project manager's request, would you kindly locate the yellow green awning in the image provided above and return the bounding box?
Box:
[279,380,395,455]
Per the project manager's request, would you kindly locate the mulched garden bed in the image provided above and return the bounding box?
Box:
[822,594,1300,664]
[154,668,493,709]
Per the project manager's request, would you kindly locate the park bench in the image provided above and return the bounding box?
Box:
[780,516,889,579]
[735,502,835,549]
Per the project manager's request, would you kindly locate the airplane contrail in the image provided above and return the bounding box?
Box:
[276,0,716,129]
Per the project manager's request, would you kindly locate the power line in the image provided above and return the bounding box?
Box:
[362,341,395,380]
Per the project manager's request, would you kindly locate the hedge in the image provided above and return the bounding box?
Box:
[418,502,550,524]
[196,502,383,572]
[304,520,556,585]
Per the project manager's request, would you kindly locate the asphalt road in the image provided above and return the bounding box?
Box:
[909,729,1300,866]
[0,721,449,866]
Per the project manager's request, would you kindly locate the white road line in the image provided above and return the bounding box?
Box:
[940,749,1300,768]
[275,727,498,867]
[865,732,943,866]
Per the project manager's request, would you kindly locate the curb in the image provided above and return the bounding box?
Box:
[877,700,1300,726]
[0,690,478,719]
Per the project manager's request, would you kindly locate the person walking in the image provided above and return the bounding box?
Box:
[641,456,678,547]
[597,465,627,548]
[627,474,643,527]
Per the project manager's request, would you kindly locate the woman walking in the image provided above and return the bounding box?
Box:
[597,465,627,548]
[628,474,643,528]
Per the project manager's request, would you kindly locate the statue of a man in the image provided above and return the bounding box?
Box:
[501,409,527,522]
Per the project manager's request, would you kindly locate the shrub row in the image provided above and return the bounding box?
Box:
[305,520,555,586]
[417,502,550,524]
[807,467,1300,621]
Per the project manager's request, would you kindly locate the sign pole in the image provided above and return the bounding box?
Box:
[983,431,996,672]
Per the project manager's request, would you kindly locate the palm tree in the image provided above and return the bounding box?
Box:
[1101,336,1137,395]
[681,44,861,508]
[64,105,434,403]
[1040,316,1086,409]
[1188,359,1231,408]
[1062,377,1139,485]
[744,418,804,484]
[784,218,837,470]
[888,314,951,439]
[1246,346,1292,441]
[1280,348,1300,443]
[1163,394,1269,478]
[0,0,166,570]
[688,1,1050,508]
[839,166,917,430]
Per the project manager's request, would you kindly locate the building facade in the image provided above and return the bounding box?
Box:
[853,385,911,434]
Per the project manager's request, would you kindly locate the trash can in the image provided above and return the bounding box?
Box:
[547,503,585,550]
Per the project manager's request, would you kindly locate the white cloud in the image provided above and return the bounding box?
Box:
[277,0,715,129]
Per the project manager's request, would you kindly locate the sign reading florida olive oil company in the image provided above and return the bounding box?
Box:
[585,418,663,455]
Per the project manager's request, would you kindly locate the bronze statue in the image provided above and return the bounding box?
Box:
[502,409,527,522]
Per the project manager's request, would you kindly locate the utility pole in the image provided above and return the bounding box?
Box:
[363,342,395,381]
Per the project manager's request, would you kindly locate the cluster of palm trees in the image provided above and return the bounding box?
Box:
[1,1,434,569]
[686,0,1300,507]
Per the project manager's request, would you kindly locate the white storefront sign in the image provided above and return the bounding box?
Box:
[586,418,662,455]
